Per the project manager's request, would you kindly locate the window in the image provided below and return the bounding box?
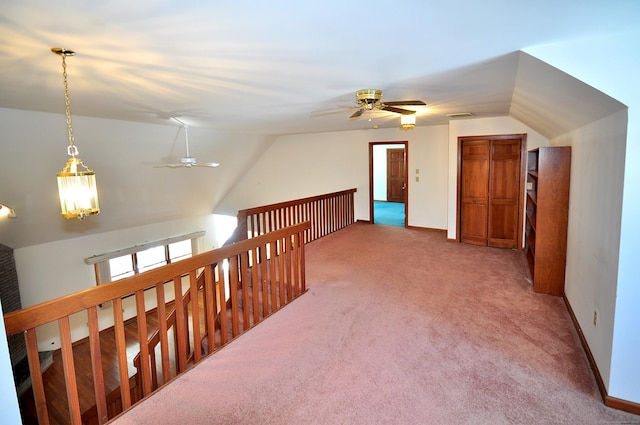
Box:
[85,231,205,285]
[168,239,192,262]
[109,254,134,281]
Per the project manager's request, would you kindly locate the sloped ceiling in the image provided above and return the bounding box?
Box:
[511,53,626,138]
[0,1,636,249]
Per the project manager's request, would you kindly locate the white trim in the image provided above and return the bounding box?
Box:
[84,231,205,265]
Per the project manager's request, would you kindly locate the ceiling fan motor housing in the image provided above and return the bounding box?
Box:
[356,89,383,109]
[180,157,197,166]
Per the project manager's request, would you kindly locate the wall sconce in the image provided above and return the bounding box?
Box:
[52,48,100,219]
[400,114,416,130]
[0,203,17,219]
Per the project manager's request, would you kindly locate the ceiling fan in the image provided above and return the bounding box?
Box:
[349,89,426,118]
[155,118,220,168]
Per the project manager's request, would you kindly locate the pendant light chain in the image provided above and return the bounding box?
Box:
[60,53,78,158]
[52,46,100,219]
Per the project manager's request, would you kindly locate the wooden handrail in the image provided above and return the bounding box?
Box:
[4,222,310,425]
[233,188,357,244]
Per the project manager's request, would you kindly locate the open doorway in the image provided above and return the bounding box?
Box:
[369,141,408,227]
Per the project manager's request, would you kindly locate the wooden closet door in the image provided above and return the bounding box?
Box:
[387,148,406,202]
[460,140,489,246]
[488,139,521,248]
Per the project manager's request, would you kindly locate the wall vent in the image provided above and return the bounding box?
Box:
[446,112,474,118]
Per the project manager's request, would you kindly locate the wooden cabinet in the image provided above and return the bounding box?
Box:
[524,147,571,296]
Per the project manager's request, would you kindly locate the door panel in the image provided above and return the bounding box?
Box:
[488,139,521,248]
[461,141,489,245]
[488,202,519,247]
[461,203,489,244]
[387,148,406,202]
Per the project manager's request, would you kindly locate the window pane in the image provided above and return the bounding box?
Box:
[169,239,192,262]
[109,255,134,281]
[137,246,167,273]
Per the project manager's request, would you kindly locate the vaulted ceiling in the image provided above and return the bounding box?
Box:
[0,1,636,248]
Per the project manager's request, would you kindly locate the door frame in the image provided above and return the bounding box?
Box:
[369,141,408,227]
[455,134,527,249]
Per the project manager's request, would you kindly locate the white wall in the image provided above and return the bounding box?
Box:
[551,110,627,389]
[0,301,22,425]
[446,116,550,240]
[526,30,640,404]
[215,128,370,219]
[217,125,450,230]
[12,213,233,350]
[408,125,449,229]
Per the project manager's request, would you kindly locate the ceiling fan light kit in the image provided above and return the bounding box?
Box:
[0,203,17,219]
[400,114,416,129]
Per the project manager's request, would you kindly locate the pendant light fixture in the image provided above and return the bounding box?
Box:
[52,47,100,219]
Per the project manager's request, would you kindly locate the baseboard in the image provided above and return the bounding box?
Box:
[606,395,640,415]
[357,220,447,234]
[563,294,640,415]
[406,225,447,233]
[562,295,608,400]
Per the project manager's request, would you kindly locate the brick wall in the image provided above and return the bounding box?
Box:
[0,244,26,367]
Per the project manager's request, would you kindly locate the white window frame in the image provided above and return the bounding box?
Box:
[84,231,205,285]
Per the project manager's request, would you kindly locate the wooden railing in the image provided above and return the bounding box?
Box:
[3,222,310,425]
[232,188,357,244]
[82,281,199,425]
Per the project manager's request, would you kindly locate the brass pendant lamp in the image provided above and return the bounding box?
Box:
[52,47,100,219]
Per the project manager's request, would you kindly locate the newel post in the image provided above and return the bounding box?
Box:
[235,211,248,242]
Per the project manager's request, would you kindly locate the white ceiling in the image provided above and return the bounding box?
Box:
[0,1,637,248]
[0,1,635,134]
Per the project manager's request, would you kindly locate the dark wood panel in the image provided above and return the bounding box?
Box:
[461,140,489,245]
[488,139,521,248]
[461,203,488,245]
[387,148,406,202]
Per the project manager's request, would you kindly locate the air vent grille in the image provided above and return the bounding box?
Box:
[446,112,474,118]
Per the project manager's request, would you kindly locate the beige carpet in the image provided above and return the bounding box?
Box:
[110,223,640,424]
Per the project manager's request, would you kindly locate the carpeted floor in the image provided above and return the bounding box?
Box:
[111,223,640,425]
[374,201,404,227]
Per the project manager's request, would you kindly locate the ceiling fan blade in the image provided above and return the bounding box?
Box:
[154,160,219,169]
[193,162,220,168]
[379,105,416,115]
[350,108,366,118]
[382,100,426,106]
[154,163,185,168]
